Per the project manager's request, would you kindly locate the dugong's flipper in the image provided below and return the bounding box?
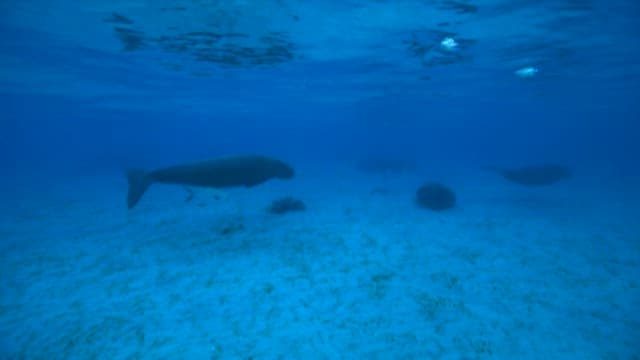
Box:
[126,169,153,209]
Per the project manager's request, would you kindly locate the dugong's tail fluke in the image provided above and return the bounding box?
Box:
[126,169,153,209]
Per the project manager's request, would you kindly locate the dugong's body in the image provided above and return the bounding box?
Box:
[126,155,294,208]
[488,164,571,186]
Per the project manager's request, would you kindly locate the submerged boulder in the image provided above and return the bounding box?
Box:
[267,196,306,215]
[416,183,456,211]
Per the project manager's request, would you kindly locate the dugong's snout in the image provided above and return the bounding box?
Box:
[277,162,295,179]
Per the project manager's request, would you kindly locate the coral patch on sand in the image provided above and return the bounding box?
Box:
[416,183,456,211]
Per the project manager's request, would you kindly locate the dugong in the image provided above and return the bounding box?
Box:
[126,155,294,209]
[486,164,571,186]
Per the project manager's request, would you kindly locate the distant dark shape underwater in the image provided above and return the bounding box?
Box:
[267,196,306,215]
[126,155,295,209]
[487,164,571,186]
[356,156,416,175]
[416,183,456,211]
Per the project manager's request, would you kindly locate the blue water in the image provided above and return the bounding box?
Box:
[1,1,639,358]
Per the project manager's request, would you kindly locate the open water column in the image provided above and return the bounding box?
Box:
[1,0,639,358]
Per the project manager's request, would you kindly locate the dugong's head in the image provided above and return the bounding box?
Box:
[556,166,572,180]
[276,162,296,179]
[269,159,295,180]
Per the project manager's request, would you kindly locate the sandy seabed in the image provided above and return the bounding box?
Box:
[1,169,639,359]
